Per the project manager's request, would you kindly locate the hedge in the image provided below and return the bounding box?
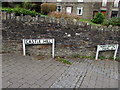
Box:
[102,17,120,26]
[0,7,41,17]
[41,3,56,15]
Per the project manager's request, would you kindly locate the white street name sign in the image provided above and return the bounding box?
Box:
[23,39,55,58]
[95,44,119,60]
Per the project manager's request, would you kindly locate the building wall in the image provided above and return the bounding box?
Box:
[57,2,93,19]
[93,1,120,18]
[118,2,120,17]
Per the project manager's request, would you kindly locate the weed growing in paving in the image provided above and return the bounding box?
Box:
[80,56,95,60]
[98,56,119,61]
[71,54,95,60]
[56,57,72,65]
[70,54,119,61]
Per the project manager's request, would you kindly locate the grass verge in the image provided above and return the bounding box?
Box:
[79,18,101,26]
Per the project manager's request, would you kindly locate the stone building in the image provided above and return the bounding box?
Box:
[2,0,120,19]
[43,0,120,19]
[43,0,94,19]
[93,0,120,18]
[56,2,94,19]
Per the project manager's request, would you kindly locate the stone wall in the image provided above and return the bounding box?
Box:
[2,12,120,59]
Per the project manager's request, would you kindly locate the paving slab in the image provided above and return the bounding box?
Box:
[2,54,118,88]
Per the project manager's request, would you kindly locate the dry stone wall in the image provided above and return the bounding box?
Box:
[2,12,120,59]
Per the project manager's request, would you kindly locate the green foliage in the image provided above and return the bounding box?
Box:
[108,56,114,60]
[56,57,72,65]
[1,8,13,13]
[79,19,101,26]
[99,56,119,61]
[99,56,106,60]
[15,4,21,8]
[79,56,83,59]
[14,2,40,12]
[90,56,95,59]
[1,7,41,16]
[70,55,95,60]
[22,2,33,10]
[83,56,89,59]
[116,57,119,61]
[41,3,56,15]
[102,17,120,26]
[71,54,118,61]
[92,12,105,24]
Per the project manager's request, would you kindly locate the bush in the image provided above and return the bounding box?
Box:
[31,4,41,12]
[41,3,56,15]
[1,7,41,16]
[92,12,105,24]
[48,11,80,20]
[22,2,33,10]
[1,8,13,13]
[102,17,120,26]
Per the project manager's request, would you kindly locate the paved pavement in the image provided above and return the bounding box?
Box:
[0,54,2,90]
[2,53,118,88]
[51,59,118,88]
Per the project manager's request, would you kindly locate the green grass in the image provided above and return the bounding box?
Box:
[41,14,48,17]
[79,18,101,26]
[98,56,119,61]
[115,57,119,61]
[99,56,106,60]
[56,57,72,65]
[79,56,83,59]
[90,56,95,59]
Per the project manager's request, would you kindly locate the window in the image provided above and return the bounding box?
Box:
[57,6,62,12]
[111,11,118,17]
[57,0,61,1]
[77,7,83,15]
[78,0,83,2]
[114,0,119,7]
[102,0,107,6]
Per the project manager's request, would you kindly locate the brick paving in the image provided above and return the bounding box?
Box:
[0,54,2,90]
[51,59,118,88]
[2,53,69,88]
[2,53,118,88]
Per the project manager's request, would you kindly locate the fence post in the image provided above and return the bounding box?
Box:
[16,16,20,21]
[36,15,38,22]
[20,14,23,21]
[27,15,31,22]
[49,17,51,23]
[11,13,15,19]
[6,13,10,19]
[2,12,7,20]
[24,15,26,22]
[38,16,41,22]
[40,16,44,22]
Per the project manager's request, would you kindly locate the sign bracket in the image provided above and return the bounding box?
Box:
[22,39,55,58]
[95,44,119,60]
